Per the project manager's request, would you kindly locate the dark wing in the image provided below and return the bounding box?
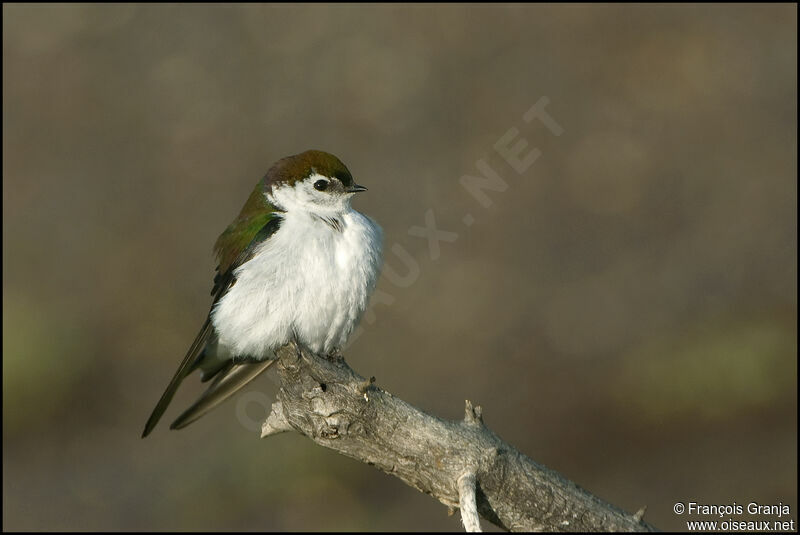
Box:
[141,216,283,437]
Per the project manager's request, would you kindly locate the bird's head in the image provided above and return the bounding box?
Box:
[264,150,367,215]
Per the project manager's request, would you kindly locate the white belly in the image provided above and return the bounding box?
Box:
[211,209,382,357]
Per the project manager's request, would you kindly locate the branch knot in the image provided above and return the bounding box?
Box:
[464,399,484,427]
[358,376,376,401]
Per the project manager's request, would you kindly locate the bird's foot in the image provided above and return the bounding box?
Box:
[326,348,345,362]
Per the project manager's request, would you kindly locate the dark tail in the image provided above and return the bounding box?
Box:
[142,318,213,437]
[170,360,276,430]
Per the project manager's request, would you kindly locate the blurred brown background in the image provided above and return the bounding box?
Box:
[3,4,796,532]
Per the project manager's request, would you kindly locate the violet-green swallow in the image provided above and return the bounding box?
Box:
[142,150,383,437]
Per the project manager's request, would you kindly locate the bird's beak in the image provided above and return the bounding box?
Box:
[347,184,368,193]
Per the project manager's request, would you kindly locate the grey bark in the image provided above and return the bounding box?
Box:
[261,342,657,532]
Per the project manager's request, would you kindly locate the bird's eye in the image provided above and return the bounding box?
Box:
[314,179,329,191]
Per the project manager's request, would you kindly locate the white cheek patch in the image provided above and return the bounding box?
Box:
[268,174,353,215]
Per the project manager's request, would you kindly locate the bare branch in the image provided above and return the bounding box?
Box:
[261,342,658,532]
[260,401,293,438]
[458,472,482,532]
[633,506,648,523]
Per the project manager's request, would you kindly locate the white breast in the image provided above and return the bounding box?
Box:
[210,208,382,358]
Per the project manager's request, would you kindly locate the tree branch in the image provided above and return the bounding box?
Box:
[261,342,657,532]
[458,472,482,532]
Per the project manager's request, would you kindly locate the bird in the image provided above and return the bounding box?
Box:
[142,150,383,437]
